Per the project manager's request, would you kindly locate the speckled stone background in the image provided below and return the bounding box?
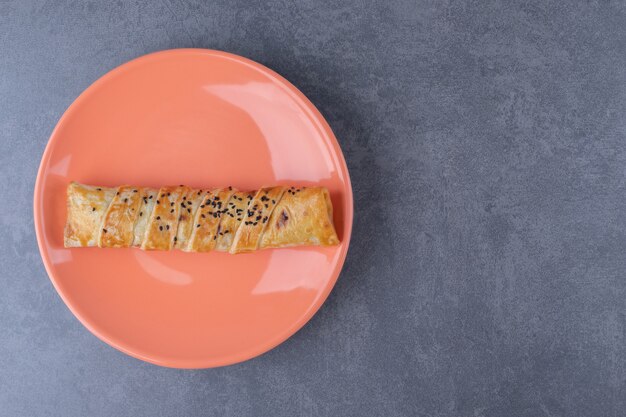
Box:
[1,1,625,416]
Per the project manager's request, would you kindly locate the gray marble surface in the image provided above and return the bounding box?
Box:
[1,1,625,416]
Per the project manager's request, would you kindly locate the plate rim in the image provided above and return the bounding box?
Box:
[33,48,354,368]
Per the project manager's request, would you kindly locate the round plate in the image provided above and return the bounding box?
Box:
[33,49,353,368]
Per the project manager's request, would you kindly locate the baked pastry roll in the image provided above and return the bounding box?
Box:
[64,182,339,253]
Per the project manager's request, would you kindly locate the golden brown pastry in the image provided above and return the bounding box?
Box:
[64,182,339,253]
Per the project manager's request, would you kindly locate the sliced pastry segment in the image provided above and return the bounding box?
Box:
[215,191,255,252]
[230,186,285,254]
[142,186,188,250]
[64,182,117,247]
[187,187,235,252]
[132,188,159,246]
[98,185,144,248]
[260,186,339,248]
[175,188,206,250]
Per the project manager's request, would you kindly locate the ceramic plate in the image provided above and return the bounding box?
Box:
[33,49,352,368]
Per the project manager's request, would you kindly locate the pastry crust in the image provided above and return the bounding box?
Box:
[187,187,235,252]
[260,186,339,248]
[142,186,188,250]
[98,185,145,248]
[132,188,159,246]
[64,182,340,252]
[214,190,255,251]
[230,186,286,253]
[64,182,116,247]
[175,188,206,251]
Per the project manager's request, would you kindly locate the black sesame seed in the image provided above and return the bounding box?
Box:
[187,208,191,213]
[167,193,171,196]
[156,216,161,220]
[96,188,102,191]
[200,204,205,208]
[170,202,174,206]
[156,200,160,204]
[92,207,96,211]
[170,209,174,213]
[253,222,258,226]
[149,195,153,199]
[102,228,107,233]
[272,199,275,204]
[166,225,170,230]
[256,215,262,221]
[159,226,163,231]
[123,198,128,203]
[201,214,206,218]
[133,189,138,193]
[139,211,143,216]
[264,204,268,208]
[197,224,200,228]
[174,236,177,242]
[197,191,201,195]
[116,192,119,196]
[228,186,232,190]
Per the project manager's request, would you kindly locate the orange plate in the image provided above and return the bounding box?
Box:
[33,49,353,368]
